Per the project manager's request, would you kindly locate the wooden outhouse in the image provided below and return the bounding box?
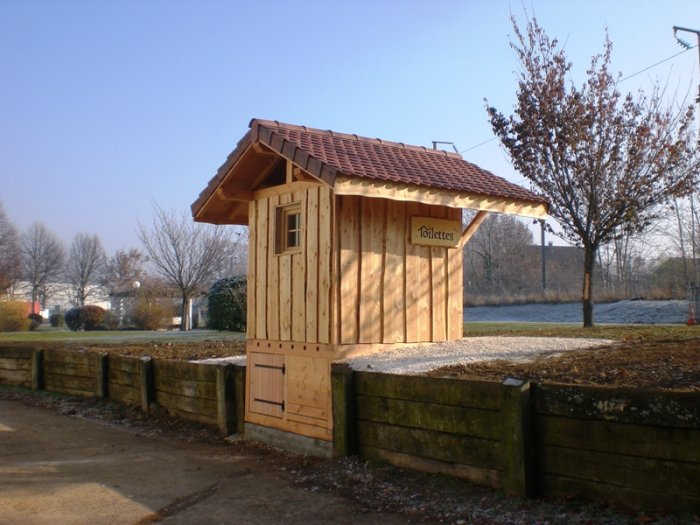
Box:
[192,119,548,449]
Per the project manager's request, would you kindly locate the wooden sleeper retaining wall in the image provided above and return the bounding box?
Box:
[0,347,34,389]
[331,365,700,513]
[0,347,243,436]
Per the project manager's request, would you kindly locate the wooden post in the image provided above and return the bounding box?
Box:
[501,378,535,497]
[31,349,44,391]
[232,364,246,435]
[216,363,235,436]
[95,353,108,399]
[331,363,355,457]
[139,357,154,413]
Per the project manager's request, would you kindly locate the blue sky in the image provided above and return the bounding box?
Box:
[1,0,699,254]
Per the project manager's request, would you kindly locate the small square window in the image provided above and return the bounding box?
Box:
[276,203,302,253]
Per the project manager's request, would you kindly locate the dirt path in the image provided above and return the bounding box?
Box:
[0,400,422,525]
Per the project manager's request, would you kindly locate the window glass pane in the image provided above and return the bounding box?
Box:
[287,230,299,248]
[287,213,299,231]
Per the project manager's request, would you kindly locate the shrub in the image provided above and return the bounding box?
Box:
[103,311,119,330]
[49,313,65,327]
[0,302,29,332]
[28,313,43,324]
[131,297,168,330]
[65,307,81,331]
[208,276,246,332]
[81,305,105,330]
[64,305,106,331]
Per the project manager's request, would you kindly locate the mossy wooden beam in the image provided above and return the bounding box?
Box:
[331,364,355,457]
[31,349,43,391]
[139,356,154,413]
[501,378,535,498]
[216,363,236,436]
[95,353,108,399]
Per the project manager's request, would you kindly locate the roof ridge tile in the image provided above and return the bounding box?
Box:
[251,118,463,159]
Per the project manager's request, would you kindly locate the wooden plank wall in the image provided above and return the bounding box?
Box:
[354,371,504,487]
[336,196,462,345]
[345,372,700,512]
[153,360,219,426]
[0,347,32,388]
[108,355,143,406]
[43,349,97,397]
[533,384,700,512]
[247,183,332,344]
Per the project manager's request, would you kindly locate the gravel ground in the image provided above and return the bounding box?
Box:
[342,336,611,374]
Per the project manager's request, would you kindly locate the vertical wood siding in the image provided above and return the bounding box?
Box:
[336,195,462,344]
[247,183,333,344]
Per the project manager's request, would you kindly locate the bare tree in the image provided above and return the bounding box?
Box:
[65,233,106,306]
[487,16,698,327]
[104,248,147,291]
[21,223,65,310]
[463,213,534,299]
[0,202,21,297]
[138,204,241,330]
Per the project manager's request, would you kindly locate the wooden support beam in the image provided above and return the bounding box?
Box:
[286,159,294,184]
[252,141,277,155]
[292,167,318,182]
[460,210,488,246]
[216,187,254,202]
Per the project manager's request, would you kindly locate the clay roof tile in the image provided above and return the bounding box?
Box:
[250,119,547,205]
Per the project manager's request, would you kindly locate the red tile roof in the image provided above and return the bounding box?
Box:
[251,119,548,205]
[192,119,548,224]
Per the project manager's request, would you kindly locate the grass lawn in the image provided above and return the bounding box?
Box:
[463,321,699,341]
[1,322,696,346]
[0,327,245,345]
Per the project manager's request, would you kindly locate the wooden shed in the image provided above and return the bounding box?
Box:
[192,119,548,449]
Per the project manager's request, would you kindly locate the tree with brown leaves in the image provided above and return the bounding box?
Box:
[487,16,698,327]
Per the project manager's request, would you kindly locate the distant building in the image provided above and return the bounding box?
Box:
[10,281,110,317]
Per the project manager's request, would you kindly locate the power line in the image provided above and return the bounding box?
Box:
[619,45,696,82]
[460,137,497,153]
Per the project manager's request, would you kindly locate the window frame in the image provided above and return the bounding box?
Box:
[275,202,303,254]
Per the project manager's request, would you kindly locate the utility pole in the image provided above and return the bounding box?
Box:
[540,220,546,297]
[673,25,700,321]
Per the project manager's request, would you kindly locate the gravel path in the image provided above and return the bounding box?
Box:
[342,336,611,374]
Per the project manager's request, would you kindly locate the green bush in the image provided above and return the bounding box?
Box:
[208,276,246,332]
[65,307,81,331]
[28,313,43,324]
[0,302,29,332]
[64,305,106,331]
[49,313,65,327]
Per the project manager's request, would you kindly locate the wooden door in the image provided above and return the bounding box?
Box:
[249,352,285,418]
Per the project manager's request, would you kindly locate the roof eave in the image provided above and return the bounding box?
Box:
[332,175,549,219]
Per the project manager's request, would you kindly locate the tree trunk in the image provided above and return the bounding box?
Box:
[180,296,190,331]
[582,244,596,328]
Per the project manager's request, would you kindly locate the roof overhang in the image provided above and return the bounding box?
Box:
[333,176,548,219]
